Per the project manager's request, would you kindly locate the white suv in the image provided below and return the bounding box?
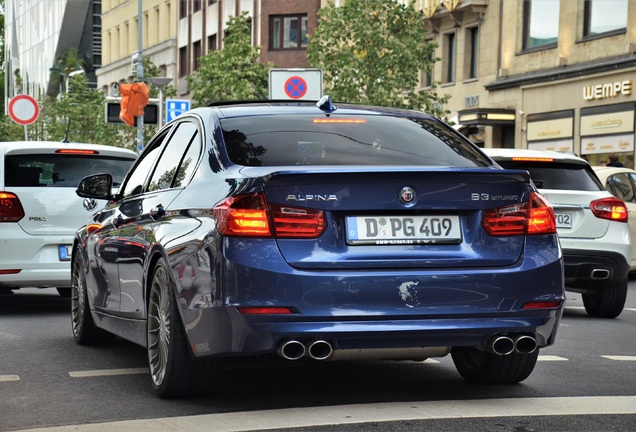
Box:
[484,148,630,318]
[0,141,136,296]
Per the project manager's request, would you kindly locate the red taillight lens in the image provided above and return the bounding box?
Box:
[214,193,327,238]
[483,192,556,236]
[522,300,562,309]
[0,192,25,222]
[590,197,628,223]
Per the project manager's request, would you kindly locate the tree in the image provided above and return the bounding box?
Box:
[187,11,274,107]
[307,0,450,118]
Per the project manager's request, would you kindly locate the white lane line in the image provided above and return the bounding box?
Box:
[0,375,20,382]
[538,355,568,361]
[12,396,636,432]
[69,368,148,378]
[602,355,636,361]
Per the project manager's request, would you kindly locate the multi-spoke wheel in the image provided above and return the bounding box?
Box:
[71,248,111,344]
[147,257,217,398]
[452,347,538,384]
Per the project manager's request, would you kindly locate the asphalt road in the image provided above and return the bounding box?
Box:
[1,282,636,432]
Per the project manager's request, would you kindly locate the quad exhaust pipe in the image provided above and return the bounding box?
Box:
[489,334,537,355]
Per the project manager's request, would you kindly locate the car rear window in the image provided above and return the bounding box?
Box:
[496,161,604,191]
[220,114,491,167]
[4,154,134,187]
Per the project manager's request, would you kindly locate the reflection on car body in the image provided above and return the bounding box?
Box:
[71,97,564,397]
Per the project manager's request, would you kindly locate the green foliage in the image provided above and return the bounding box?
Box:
[187,11,274,107]
[307,0,450,118]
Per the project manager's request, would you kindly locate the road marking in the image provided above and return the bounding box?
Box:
[69,368,148,378]
[11,396,636,432]
[0,375,20,382]
[538,355,568,361]
[602,355,636,361]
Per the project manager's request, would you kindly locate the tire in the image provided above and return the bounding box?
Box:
[451,347,539,384]
[71,249,114,345]
[147,257,217,398]
[582,279,628,318]
[57,287,71,298]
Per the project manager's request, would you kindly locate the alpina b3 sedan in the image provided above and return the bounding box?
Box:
[72,97,564,397]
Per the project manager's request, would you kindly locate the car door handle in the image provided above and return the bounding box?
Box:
[150,204,165,220]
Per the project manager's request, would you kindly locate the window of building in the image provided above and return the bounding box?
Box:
[193,0,202,12]
[193,41,202,71]
[583,0,627,38]
[179,46,188,78]
[423,48,433,88]
[179,0,187,19]
[208,34,217,52]
[270,15,308,49]
[209,0,218,4]
[466,27,479,79]
[444,32,456,83]
[522,0,559,50]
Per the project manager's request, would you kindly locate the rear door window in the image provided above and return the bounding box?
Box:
[4,154,135,188]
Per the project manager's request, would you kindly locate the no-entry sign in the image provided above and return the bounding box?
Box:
[8,94,40,125]
[269,68,323,100]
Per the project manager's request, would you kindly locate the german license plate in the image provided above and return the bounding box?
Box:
[346,215,462,245]
[59,245,72,261]
[555,212,572,228]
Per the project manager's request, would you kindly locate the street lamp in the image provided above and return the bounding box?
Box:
[148,77,172,127]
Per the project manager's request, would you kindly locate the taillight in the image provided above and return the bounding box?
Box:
[590,197,628,223]
[0,192,25,222]
[482,192,556,236]
[214,192,326,238]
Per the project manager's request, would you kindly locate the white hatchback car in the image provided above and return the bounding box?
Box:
[0,141,136,296]
[484,148,630,318]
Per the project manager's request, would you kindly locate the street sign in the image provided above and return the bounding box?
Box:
[8,94,40,125]
[269,69,322,100]
[166,99,191,123]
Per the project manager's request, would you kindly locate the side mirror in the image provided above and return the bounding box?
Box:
[76,173,114,200]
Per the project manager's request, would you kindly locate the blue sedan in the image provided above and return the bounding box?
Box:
[71,97,564,397]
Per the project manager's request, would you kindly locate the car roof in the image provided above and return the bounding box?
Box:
[0,141,137,158]
[206,99,438,120]
[482,148,589,166]
[592,165,636,174]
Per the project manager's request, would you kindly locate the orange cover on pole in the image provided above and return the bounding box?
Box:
[119,82,150,127]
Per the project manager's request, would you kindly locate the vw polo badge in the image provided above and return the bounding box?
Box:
[399,186,416,204]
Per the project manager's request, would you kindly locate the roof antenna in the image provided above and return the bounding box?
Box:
[316,95,336,113]
[61,118,71,143]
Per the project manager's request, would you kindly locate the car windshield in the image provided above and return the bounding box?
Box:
[220,114,491,167]
[496,161,604,191]
[4,154,134,187]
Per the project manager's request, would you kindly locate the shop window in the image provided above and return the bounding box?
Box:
[270,15,308,50]
[583,0,627,38]
[443,32,456,83]
[522,0,559,50]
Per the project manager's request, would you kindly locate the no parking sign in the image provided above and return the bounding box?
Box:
[269,68,323,100]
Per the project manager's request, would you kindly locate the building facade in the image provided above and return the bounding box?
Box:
[4,0,102,103]
[420,0,636,167]
[97,0,177,95]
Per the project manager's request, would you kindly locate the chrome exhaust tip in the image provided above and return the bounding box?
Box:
[307,339,333,360]
[490,335,515,356]
[591,268,610,280]
[277,339,306,361]
[514,335,537,354]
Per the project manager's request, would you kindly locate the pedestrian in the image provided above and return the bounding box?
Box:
[606,153,624,167]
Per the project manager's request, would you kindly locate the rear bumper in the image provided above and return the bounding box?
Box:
[562,249,630,285]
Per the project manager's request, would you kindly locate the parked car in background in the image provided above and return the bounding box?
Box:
[0,141,136,296]
[593,165,636,271]
[484,148,630,319]
[72,97,564,398]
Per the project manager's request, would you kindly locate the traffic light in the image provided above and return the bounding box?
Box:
[105,102,158,125]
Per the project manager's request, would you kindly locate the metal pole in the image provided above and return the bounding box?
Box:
[136,0,144,154]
